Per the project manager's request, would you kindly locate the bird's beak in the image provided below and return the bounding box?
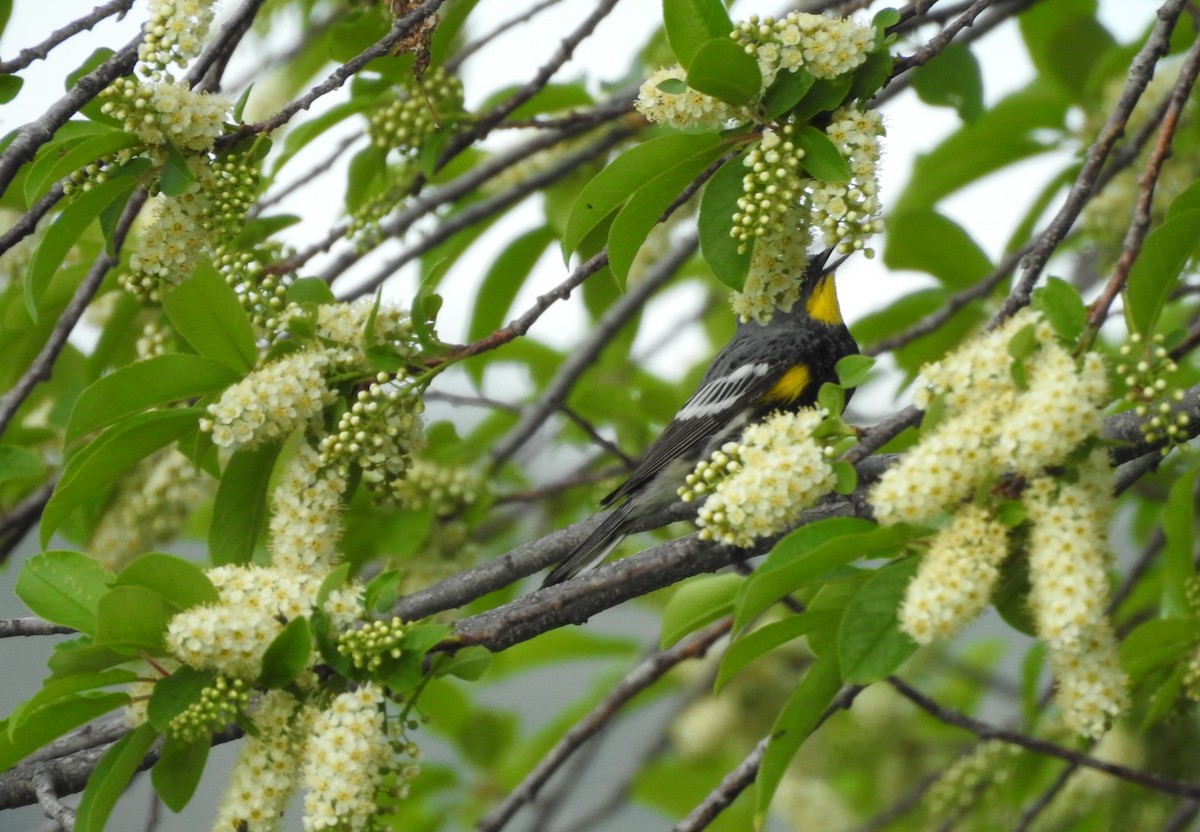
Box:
[814,247,851,277]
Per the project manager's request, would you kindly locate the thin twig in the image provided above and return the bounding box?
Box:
[0,0,133,75]
[0,478,57,565]
[446,0,569,72]
[32,774,75,831]
[0,618,75,638]
[559,405,638,469]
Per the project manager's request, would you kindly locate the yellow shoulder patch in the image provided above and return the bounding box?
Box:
[805,274,844,325]
[764,363,811,404]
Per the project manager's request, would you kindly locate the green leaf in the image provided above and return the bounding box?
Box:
[660,573,741,648]
[41,408,203,547]
[837,558,920,684]
[162,261,258,373]
[66,354,241,442]
[686,37,762,106]
[152,730,209,812]
[9,669,137,734]
[1031,276,1086,341]
[833,460,857,494]
[24,127,140,205]
[836,354,874,388]
[345,144,388,214]
[76,723,159,832]
[114,553,218,612]
[478,82,594,120]
[160,143,198,196]
[1018,0,1115,102]
[1125,207,1200,336]
[884,210,994,289]
[0,74,18,104]
[698,152,752,290]
[1119,618,1200,683]
[662,0,733,69]
[15,550,112,633]
[0,692,130,771]
[562,133,721,260]
[756,653,841,820]
[735,520,925,632]
[911,43,983,121]
[432,645,492,681]
[467,226,554,345]
[716,611,839,692]
[234,214,301,247]
[25,173,138,318]
[94,585,174,652]
[0,443,44,483]
[48,638,132,680]
[286,276,337,306]
[147,667,216,731]
[797,126,851,183]
[1161,468,1198,618]
[607,141,730,285]
[791,75,853,122]
[209,441,282,566]
[762,68,814,120]
[847,50,894,103]
[273,99,369,175]
[259,616,312,688]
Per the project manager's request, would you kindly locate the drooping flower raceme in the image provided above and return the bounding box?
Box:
[267,443,349,573]
[682,408,836,547]
[201,351,335,450]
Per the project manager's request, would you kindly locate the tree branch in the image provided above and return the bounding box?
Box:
[0,0,133,75]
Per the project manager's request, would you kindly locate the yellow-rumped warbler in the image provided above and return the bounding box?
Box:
[542,248,858,586]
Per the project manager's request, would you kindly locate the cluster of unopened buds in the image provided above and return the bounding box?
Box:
[337,617,406,672]
[1117,332,1190,452]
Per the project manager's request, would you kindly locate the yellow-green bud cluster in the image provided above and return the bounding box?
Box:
[168,675,250,742]
[346,163,417,251]
[924,741,1017,823]
[687,408,836,547]
[138,0,214,80]
[62,156,129,197]
[368,68,464,154]
[1116,332,1190,453]
[317,375,425,491]
[216,244,291,336]
[337,617,405,672]
[731,12,875,87]
[392,458,482,516]
[733,125,805,249]
[205,148,262,238]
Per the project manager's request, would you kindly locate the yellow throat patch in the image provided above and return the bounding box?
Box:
[765,363,811,404]
[805,274,843,325]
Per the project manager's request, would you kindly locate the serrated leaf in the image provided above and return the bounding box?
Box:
[660,573,741,648]
[911,42,983,121]
[259,616,312,688]
[25,173,138,318]
[756,653,841,820]
[735,519,924,632]
[209,441,282,566]
[837,557,920,683]
[1125,207,1200,336]
[562,133,721,260]
[76,723,159,832]
[162,261,258,373]
[15,550,113,633]
[24,127,140,206]
[698,152,752,290]
[797,126,850,182]
[686,37,762,106]
[115,553,218,612]
[94,586,173,652]
[41,408,203,547]
[152,730,209,812]
[762,68,814,120]
[884,210,994,288]
[716,611,838,692]
[607,141,729,285]
[1031,276,1086,341]
[66,354,241,442]
[662,0,733,69]
[159,143,197,196]
[146,667,215,731]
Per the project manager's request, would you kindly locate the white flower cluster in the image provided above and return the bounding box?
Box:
[100,77,228,151]
[201,351,334,450]
[686,408,835,547]
[313,298,419,366]
[1024,466,1129,737]
[871,310,1109,525]
[392,458,482,515]
[213,690,306,832]
[138,0,214,79]
[733,12,875,87]
[730,213,811,323]
[635,66,743,129]
[301,685,392,832]
[267,443,349,574]
[122,159,216,300]
[89,447,212,571]
[899,505,1009,644]
[165,564,321,678]
[808,107,884,254]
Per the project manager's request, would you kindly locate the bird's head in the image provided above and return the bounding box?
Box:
[767,247,850,327]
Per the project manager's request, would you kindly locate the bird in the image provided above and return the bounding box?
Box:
[542,247,858,586]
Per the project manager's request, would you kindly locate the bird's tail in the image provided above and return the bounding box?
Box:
[542,502,635,587]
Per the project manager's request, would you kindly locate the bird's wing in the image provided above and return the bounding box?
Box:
[600,360,776,506]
